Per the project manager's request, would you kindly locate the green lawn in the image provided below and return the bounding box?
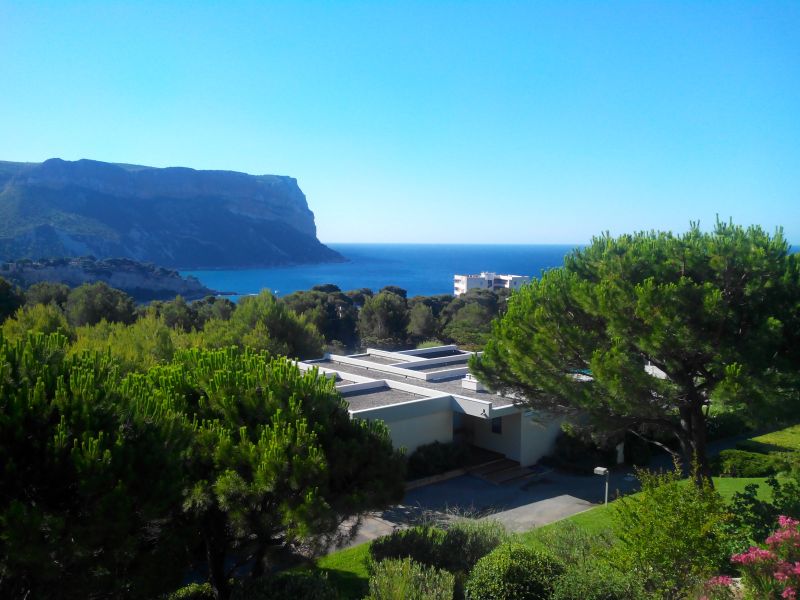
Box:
[749,424,800,452]
[316,543,371,600]
[317,475,774,599]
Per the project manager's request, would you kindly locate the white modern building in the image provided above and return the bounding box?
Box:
[453,272,531,296]
[298,345,561,468]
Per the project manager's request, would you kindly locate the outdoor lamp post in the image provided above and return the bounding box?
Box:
[594,466,609,506]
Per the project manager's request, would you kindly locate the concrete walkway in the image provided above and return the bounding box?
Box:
[337,433,751,549]
[340,467,639,548]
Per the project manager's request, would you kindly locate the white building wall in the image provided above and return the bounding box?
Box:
[518,413,564,466]
[380,410,454,454]
[471,412,522,462]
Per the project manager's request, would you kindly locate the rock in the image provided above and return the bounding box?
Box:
[2,257,220,302]
[0,158,344,268]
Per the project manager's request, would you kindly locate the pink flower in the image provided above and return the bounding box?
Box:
[782,586,796,600]
[707,575,734,587]
[732,546,777,565]
[779,516,800,529]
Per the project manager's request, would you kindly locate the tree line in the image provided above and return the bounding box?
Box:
[0,278,512,374]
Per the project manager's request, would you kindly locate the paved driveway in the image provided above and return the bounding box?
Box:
[342,468,640,547]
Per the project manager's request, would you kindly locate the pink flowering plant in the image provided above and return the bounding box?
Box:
[716,516,800,599]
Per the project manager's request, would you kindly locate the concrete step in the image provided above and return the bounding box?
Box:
[484,466,535,485]
[468,458,517,477]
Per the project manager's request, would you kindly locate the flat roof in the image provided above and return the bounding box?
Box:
[343,387,428,411]
[312,358,515,408]
[350,354,401,366]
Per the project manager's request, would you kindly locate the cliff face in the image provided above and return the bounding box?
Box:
[0,158,343,268]
[3,257,218,302]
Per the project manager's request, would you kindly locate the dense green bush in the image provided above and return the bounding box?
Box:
[370,520,506,575]
[725,472,800,547]
[164,583,215,600]
[610,464,730,598]
[465,543,563,600]
[712,449,790,477]
[370,526,447,570]
[407,441,472,479]
[367,558,454,600]
[551,561,646,600]
[437,520,508,574]
[230,571,338,600]
[705,411,752,441]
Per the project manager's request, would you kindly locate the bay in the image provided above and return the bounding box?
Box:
[183,243,578,298]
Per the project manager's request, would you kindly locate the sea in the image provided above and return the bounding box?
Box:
[182,244,579,299]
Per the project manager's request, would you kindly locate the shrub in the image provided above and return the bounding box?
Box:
[551,560,646,600]
[713,449,790,477]
[370,526,447,571]
[164,583,215,600]
[465,543,563,600]
[367,558,454,600]
[705,411,752,441]
[725,472,800,546]
[610,462,731,598]
[707,516,800,600]
[369,520,506,574]
[407,441,472,479]
[528,521,614,566]
[437,519,508,574]
[230,571,338,600]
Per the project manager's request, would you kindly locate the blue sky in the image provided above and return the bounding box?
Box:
[1,1,798,244]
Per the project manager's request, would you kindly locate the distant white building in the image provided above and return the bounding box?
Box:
[453,272,530,296]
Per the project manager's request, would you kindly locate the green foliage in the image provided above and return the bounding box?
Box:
[610,464,730,598]
[473,222,800,477]
[437,519,509,575]
[0,276,23,321]
[135,347,404,599]
[282,288,359,350]
[64,281,136,326]
[2,302,74,341]
[551,561,646,600]
[367,558,454,600]
[713,449,790,477]
[407,303,439,344]
[202,290,324,358]
[24,281,70,308]
[725,472,800,546]
[442,302,494,348]
[749,424,800,452]
[705,410,752,441]
[370,520,507,578]
[70,313,175,373]
[164,583,216,600]
[528,522,645,600]
[0,332,189,599]
[357,291,409,350]
[465,543,563,600]
[231,571,339,600]
[407,441,472,479]
[370,526,447,570]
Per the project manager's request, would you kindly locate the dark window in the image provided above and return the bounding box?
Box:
[491,417,502,434]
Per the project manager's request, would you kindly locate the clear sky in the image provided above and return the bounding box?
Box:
[1,1,798,244]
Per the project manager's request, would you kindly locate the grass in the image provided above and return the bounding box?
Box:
[316,543,371,600]
[317,475,777,598]
[749,424,800,452]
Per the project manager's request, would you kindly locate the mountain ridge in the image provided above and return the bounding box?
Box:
[0,158,344,268]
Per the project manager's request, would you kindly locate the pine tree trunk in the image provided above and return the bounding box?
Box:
[204,514,230,600]
[678,401,713,487]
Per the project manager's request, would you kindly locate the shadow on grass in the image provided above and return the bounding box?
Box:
[319,567,368,600]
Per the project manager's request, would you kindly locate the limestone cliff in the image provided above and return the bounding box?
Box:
[0,158,343,268]
[3,257,219,302]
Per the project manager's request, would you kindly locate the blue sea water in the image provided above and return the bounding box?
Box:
[183,244,578,298]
